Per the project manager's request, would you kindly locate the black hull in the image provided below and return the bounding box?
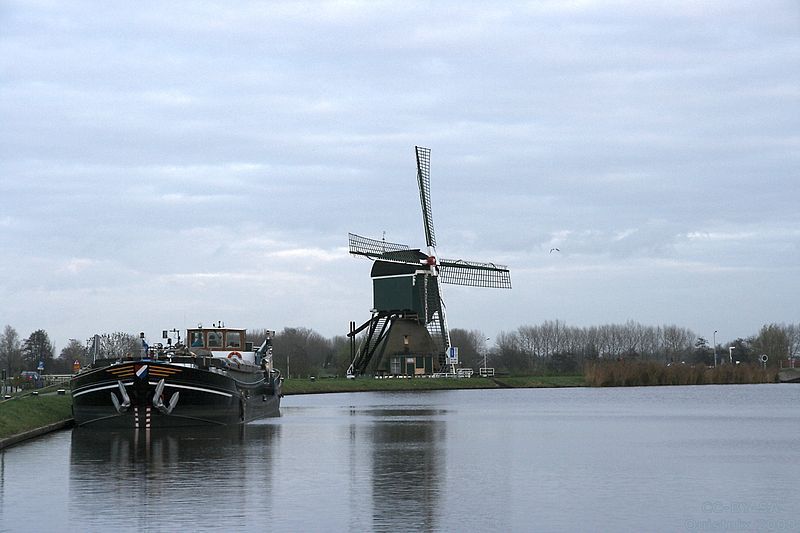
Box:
[71,360,282,429]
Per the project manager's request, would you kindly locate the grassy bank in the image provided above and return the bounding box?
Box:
[282,375,585,395]
[0,392,73,441]
[584,360,777,387]
[490,375,585,388]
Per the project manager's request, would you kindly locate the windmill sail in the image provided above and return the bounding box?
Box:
[415,146,436,249]
[348,233,410,259]
[437,258,512,289]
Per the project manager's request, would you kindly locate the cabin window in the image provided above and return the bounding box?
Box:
[390,356,402,375]
[190,331,204,347]
[226,331,242,348]
[208,331,223,348]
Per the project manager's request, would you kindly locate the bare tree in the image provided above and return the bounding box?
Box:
[59,339,89,373]
[272,327,331,378]
[787,323,800,360]
[449,328,487,370]
[751,323,790,363]
[541,319,567,359]
[639,326,661,361]
[517,325,540,370]
[620,320,646,357]
[582,326,601,361]
[597,324,619,358]
[0,325,23,376]
[661,325,694,363]
[95,332,142,359]
[495,330,526,373]
[330,335,352,376]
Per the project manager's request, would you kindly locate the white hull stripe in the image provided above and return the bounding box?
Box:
[74,381,233,398]
[148,381,233,398]
[73,382,134,397]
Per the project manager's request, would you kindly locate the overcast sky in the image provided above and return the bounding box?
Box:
[1,1,798,352]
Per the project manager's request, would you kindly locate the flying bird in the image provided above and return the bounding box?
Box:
[549,248,560,253]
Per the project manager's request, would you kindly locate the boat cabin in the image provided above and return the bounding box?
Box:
[186,327,253,352]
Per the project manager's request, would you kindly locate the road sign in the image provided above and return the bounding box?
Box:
[448,346,459,364]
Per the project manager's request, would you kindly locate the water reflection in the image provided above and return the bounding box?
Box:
[5,387,797,531]
[69,424,279,529]
[350,407,446,531]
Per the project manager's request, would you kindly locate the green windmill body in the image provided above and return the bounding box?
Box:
[347,147,512,377]
[371,257,424,314]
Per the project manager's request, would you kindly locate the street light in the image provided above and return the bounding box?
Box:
[483,338,490,375]
[713,330,718,368]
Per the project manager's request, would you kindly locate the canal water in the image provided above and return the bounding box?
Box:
[1,385,799,532]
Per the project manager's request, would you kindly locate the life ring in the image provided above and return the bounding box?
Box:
[227,351,242,360]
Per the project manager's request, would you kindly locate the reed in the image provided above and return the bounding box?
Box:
[584,360,777,387]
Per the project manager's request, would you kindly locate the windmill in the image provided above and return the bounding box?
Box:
[347,146,511,376]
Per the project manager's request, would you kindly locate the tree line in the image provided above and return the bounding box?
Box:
[487,320,800,375]
[1,321,798,379]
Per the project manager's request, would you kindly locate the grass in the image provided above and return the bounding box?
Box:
[0,391,73,440]
[490,375,585,388]
[281,374,585,395]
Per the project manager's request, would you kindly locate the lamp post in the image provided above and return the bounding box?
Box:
[483,338,490,375]
[713,330,718,368]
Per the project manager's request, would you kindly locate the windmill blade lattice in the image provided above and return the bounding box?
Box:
[415,146,436,249]
[348,232,411,259]
[438,259,512,289]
